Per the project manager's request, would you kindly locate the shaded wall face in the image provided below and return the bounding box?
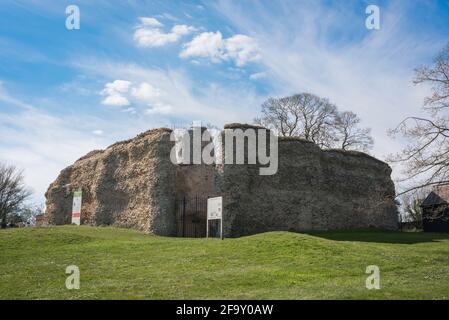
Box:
[45,167,75,225]
[218,140,322,236]
[319,151,397,230]
[219,136,398,237]
[175,165,216,199]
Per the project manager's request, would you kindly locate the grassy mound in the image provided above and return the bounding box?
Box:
[1,226,448,299]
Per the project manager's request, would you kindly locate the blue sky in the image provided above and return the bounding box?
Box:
[1,0,448,204]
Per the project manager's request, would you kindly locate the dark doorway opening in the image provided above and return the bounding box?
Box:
[175,195,221,238]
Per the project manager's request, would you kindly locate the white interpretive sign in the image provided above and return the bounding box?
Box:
[207,196,222,219]
[207,196,223,239]
[71,190,82,225]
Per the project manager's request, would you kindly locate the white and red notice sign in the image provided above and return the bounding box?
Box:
[71,190,82,225]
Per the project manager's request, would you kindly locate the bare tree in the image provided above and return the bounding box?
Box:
[332,111,374,151]
[255,95,302,137]
[255,93,337,147]
[414,43,449,113]
[389,43,449,195]
[0,162,31,228]
[400,192,425,229]
[255,93,373,151]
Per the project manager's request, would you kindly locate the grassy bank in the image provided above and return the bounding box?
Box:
[1,226,448,299]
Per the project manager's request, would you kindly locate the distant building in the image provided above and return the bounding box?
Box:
[421,185,449,232]
[35,214,45,227]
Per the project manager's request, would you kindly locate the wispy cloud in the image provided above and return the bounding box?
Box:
[0,84,109,204]
[215,0,445,163]
[76,59,262,123]
[249,72,267,80]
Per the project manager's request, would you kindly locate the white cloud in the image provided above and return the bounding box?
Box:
[179,31,260,66]
[92,130,104,135]
[131,82,160,101]
[134,28,179,47]
[249,72,267,80]
[171,24,197,36]
[100,80,132,106]
[134,17,196,48]
[122,107,137,114]
[100,80,163,109]
[180,31,225,62]
[224,34,260,66]
[101,94,130,106]
[159,13,179,22]
[138,17,163,27]
[101,79,132,95]
[146,102,174,115]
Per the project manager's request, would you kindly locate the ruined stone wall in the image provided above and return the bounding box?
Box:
[45,128,177,235]
[319,149,397,230]
[218,125,397,237]
[46,123,397,237]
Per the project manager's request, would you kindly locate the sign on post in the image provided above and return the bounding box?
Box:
[71,190,82,225]
[207,196,223,239]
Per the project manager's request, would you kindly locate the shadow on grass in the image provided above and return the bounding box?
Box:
[303,230,449,244]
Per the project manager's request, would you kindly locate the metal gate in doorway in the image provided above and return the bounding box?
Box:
[175,195,220,238]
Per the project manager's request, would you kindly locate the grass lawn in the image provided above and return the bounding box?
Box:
[1,226,448,299]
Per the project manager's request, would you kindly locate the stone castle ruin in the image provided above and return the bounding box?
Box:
[45,123,398,237]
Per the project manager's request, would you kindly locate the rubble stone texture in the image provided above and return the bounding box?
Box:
[45,128,177,234]
[45,124,397,237]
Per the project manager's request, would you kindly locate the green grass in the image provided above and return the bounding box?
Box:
[1,226,449,299]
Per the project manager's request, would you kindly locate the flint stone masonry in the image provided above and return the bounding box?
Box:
[45,123,398,236]
[45,128,177,234]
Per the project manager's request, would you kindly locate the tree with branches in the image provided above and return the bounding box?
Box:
[255,93,373,151]
[333,111,374,151]
[0,162,31,228]
[389,43,449,195]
